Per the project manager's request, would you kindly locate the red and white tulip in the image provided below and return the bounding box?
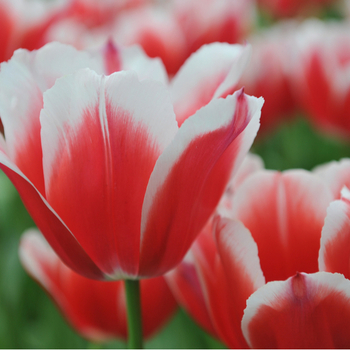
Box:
[0,41,263,280]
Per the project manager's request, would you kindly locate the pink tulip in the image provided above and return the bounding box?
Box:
[0,41,263,280]
[19,229,177,342]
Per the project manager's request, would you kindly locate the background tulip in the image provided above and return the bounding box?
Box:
[19,229,177,342]
[167,169,334,347]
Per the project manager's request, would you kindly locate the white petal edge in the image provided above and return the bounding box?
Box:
[171,43,251,117]
[215,217,265,291]
[40,68,178,192]
[140,91,264,243]
[318,197,350,271]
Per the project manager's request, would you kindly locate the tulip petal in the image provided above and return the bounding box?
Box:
[0,151,103,279]
[19,229,177,341]
[100,41,168,84]
[41,69,178,278]
[19,228,127,341]
[242,272,350,348]
[119,45,168,85]
[218,152,264,217]
[313,158,350,199]
[139,90,263,277]
[193,217,264,348]
[319,187,350,279]
[0,42,102,194]
[165,222,217,337]
[0,1,14,62]
[230,169,333,282]
[171,43,251,126]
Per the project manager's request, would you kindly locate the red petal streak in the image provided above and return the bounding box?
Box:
[139,91,253,277]
[46,101,160,277]
[0,156,103,279]
[103,40,122,75]
[243,272,350,348]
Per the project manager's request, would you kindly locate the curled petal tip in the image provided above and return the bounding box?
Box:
[238,87,245,97]
[104,38,121,74]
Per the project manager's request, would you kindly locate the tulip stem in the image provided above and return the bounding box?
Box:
[124,279,143,349]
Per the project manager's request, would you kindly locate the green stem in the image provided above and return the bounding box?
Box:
[124,279,143,349]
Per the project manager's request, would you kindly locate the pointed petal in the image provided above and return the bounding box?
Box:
[230,169,333,282]
[0,151,103,279]
[171,43,251,126]
[41,69,178,278]
[19,229,176,341]
[242,272,350,348]
[0,42,103,194]
[319,187,350,279]
[193,217,264,348]
[139,90,263,277]
[99,41,168,84]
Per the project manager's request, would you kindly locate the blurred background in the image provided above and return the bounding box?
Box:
[1,0,350,347]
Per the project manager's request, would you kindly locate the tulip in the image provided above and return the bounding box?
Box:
[172,0,256,67]
[0,0,66,63]
[242,185,350,347]
[19,229,177,343]
[167,169,334,347]
[242,272,350,348]
[46,0,256,76]
[0,41,263,280]
[240,175,350,348]
[237,21,298,135]
[293,20,350,138]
